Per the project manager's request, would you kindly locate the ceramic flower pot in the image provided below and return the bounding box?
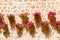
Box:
[2,23,10,38]
[33,12,42,28]
[7,14,16,29]
[27,21,36,37]
[48,11,56,22]
[14,23,23,37]
[0,13,4,24]
[40,21,51,38]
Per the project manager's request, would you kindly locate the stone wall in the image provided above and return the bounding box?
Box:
[0,0,60,40]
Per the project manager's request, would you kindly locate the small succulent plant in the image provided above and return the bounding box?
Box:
[19,13,29,18]
[34,12,42,28]
[7,13,15,29]
[19,13,29,24]
[14,23,23,37]
[27,21,35,37]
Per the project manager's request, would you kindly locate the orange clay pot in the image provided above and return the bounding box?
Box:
[41,25,51,38]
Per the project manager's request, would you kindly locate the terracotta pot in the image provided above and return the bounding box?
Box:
[3,28,10,38]
[28,25,36,37]
[3,28,8,32]
[16,26,23,33]
[14,23,23,37]
[41,25,51,38]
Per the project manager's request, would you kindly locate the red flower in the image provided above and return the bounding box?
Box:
[34,12,41,15]
[14,23,22,27]
[27,21,34,27]
[55,21,60,25]
[2,23,8,28]
[48,11,56,16]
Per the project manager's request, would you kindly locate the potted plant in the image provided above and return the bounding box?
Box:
[0,13,4,24]
[19,12,29,32]
[48,11,56,22]
[7,13,16,29]
[14,23,23,37]
[33,12,42,28]
[48,11,56,29]
[55,21,60,34]
[40,21,51,38]
[27,21,36,37]
[19,13,29,24]
[2,22,10,38]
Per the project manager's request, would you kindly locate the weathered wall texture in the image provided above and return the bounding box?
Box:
[0,0,60,40]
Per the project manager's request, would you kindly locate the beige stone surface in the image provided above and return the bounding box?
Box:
[0,0,60,40]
